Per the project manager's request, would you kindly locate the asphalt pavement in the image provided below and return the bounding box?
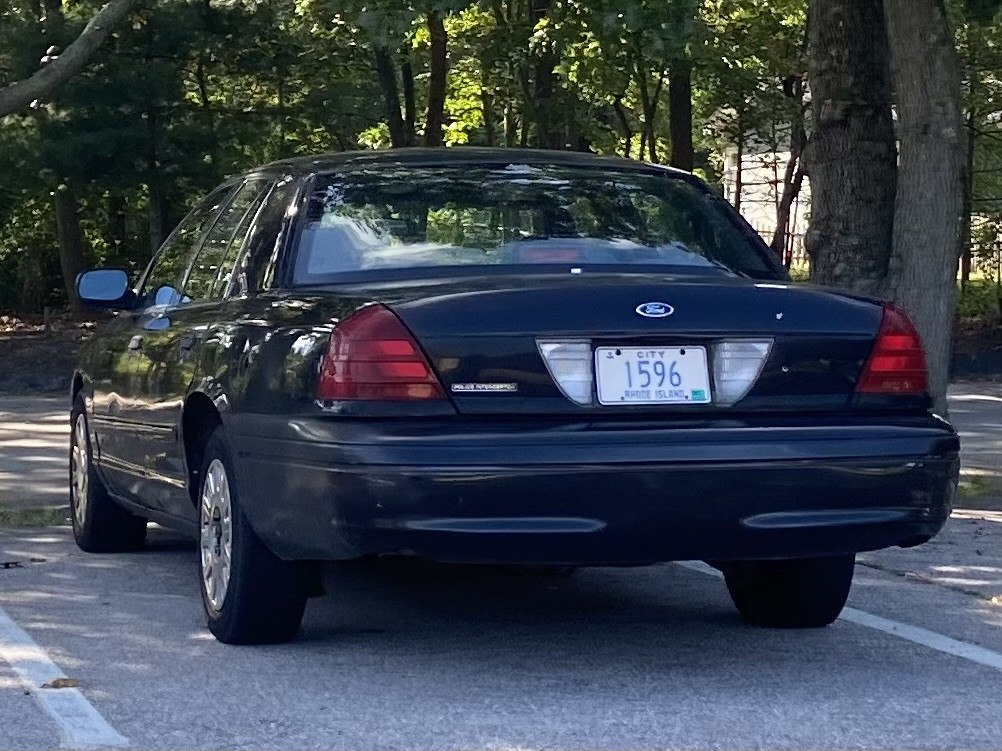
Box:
[0,387,1000,749]
[1,527,1001,750]
[0,397,66,521]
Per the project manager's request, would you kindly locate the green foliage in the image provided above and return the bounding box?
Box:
[965,0,1002,22]
[953,0,1002,306]
[0,0,808,313]
[696,0,805,174]
[956,279,1002,320]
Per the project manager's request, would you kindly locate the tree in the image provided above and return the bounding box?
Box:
[0,0,143,118]
[951,0,1002,286]
[883,0,965,413]
[424,9,449,146]
[805,0,965,414]
[805,0,897,292]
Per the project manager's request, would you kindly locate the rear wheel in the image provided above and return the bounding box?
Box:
[69,397,147,553]
[198,427,308,644]
[723,555,855,628]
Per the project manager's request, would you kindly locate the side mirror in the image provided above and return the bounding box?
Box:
[153,285,190,307]
[76,268,136,310]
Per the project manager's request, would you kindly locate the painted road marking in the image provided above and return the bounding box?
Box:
[0,604,128,749]
[675,560,1002,673]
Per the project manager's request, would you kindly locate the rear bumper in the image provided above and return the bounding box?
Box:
[229,414,959,564]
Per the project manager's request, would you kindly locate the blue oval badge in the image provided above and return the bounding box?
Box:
[635,302,675,318]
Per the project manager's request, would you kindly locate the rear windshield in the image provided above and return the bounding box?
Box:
[292,163,780,283]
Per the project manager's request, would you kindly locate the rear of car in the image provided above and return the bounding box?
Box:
[223,153,957,635]
[60,149,953,642]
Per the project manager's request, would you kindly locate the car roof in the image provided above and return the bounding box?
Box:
[255,147,694,180]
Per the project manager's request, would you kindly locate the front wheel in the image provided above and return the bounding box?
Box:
[198,427,309,644]
[722,555,855,628]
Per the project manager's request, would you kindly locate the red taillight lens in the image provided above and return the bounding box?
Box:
[316,304,445,401]
[857,304,928,395]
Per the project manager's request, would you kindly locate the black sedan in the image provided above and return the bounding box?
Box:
[70,148,959,644]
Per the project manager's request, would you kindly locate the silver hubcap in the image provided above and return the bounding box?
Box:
[71,414,89,526]
[200,459,233,612]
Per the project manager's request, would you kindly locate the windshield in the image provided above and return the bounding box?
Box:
[292,163,780,283]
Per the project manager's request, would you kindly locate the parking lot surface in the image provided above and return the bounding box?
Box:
[0,525,1000,750]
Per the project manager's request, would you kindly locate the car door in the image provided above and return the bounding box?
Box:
[110,185,238,507]
[131,178,273,517]
[85,307,153,499]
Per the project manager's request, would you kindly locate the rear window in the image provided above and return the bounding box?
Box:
[292,163,779,283]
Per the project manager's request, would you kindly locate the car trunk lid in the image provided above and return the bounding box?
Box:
[313,273,885,416]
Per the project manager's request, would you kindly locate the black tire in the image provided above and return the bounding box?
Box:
[198,427,308,644]
[69,396,147,553]
[723,554,855,628]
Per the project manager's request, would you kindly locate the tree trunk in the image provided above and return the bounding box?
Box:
[19,251,45,314]
[373,47,407,148]
[0,0,142,117]
[195,56,217,167]
[327,125,350,151]
[144,100,169,255]
[401,57,417,146]
[41,0,63,29]
[504,102,518,147]
[634,62,657,163]
[275,65,287,158]
[959,24,981,287]
[771,166,805,260]
[669,67,694,171]
[54,184,86,309]
[530,0,559,148]
[734,125,744,212]
[613,95,632,158]
[772,75,808,257]
[481,86,497,146]
[882,0,965,416]
[805,0,897,293]
[148,183,168,255]
[107,191,126,254]
[960,111,975,287]
[424,10,448,147]
[196,0,217,168]
[771,121,807,257]
[147,143,169,257]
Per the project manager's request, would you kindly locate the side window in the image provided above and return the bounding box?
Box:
[231,178,297,297]
[141,186,236,307]
[182,179,271,302]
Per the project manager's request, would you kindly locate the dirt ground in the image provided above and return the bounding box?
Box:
[0,313,101,393]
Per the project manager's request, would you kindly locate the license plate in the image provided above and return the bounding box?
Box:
[595,347,711,405]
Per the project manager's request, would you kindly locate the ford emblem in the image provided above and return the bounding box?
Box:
[635,302,674,318]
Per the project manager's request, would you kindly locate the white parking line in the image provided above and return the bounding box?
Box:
[675,560,1002,673]
[0,604,128,749]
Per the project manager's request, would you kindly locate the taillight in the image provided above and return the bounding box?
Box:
[316,304,445,400]
[857,304,928,395]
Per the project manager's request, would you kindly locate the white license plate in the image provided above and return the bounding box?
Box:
[595,347,711,405]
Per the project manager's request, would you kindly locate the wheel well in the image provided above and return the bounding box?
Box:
[181,393,222,506]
